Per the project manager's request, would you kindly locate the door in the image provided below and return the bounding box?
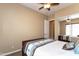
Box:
[44,20,49,38]
[49,20,55,39]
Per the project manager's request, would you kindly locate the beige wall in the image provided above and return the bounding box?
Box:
[60,21,67,35]
[60,18,79,35]
[0,4,46,54]
[54,20,60,39]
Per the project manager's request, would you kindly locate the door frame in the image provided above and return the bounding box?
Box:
[44,20,49,38]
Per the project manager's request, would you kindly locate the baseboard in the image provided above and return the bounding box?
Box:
[0,49,21,56]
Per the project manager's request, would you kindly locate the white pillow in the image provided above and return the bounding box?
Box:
[39,39,53,44]
[74,44,79,54]
[63,42,75,50]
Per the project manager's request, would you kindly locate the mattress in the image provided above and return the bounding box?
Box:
[34,41,78,56]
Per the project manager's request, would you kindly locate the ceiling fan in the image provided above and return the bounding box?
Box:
[39,3,59,11]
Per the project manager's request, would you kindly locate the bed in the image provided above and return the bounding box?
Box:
[34,41,76,56]
[22,38,79,56]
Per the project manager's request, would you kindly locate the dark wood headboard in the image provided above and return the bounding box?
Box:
[22,38,44,56]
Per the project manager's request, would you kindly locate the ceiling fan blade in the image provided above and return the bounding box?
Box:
[39,6,44,10]
[51,3,59,6]
[47,8,50,11]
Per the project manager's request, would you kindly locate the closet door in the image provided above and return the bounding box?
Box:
[49,20,55,39]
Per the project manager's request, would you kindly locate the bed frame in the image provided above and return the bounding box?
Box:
[22,38,44,56]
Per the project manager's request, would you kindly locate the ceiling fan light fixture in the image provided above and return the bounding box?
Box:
[66,18,71,23]
[44,4,51,8]
[39,3,59,11]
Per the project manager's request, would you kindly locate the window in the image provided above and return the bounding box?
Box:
[66,24,79,37]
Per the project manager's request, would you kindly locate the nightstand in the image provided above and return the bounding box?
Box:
[58,35,70,42]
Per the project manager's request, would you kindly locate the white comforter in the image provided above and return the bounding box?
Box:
[34,41,77,56]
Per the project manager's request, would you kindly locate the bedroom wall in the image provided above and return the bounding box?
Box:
[0,4,46,55]
[54,20,60,40]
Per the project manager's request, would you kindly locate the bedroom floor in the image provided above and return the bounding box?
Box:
[7,51,22,56]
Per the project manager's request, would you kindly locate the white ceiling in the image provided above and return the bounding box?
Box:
[21,3,73,16]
